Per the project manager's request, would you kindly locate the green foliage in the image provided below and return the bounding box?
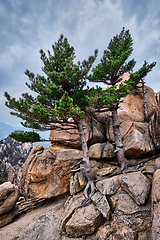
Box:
[89,27,156,107]
[9,131,41,142]
[4,35,98,133]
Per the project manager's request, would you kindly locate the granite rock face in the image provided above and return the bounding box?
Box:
[20,144,83,200]
[0,182,19,215]
[120,172,151,205]
[152,168,160,240]
[49,114,105,148]
[149,106,160,149]
[0,135,34,189]
[65,204,103,237]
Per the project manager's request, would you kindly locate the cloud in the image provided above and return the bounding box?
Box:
[0,0,160,127]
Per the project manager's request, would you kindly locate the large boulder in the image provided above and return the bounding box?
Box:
[89,142,115,159]
[152,169,160,240]
[120,172,150,205]
[20,144,83,200]
[149,106,160,149]
[65,204,103,237]
[120,84,157,122]
[49,115,105,148]
[123,122,155,158]
[0,182,19,215]
[106,109,133,142]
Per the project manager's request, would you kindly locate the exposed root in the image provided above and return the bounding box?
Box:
[84,180,96,199]
[109,154,160,177]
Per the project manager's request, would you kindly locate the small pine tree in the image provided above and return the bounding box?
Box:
[4,35,98,198]
[88,28,156,172]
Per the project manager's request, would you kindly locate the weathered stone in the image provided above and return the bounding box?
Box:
[20,144,83,200]
[0,182,19,215]
[70,171,87,195]
[113,226,137,240]
[0,198,45,228]
[0,197,66,240]
[154,157,160,171]
[88,223,112,240]
[152,169,160,206]
[106,109,133,142]
[123,122,155,158]
[120,84,157,122]
[142,160,155,176]
[78,171,87,189]
[149,106,160,149]
[96,166,117,176]
[152,204,160,240]
[66,204,103,237]
[49,114,105,148]
[91,192,111,219]
[96,176,120,195]
[116,193,151,214]
[120,172,150,205]
[70,174,82,195]
[102,142,116,158]
[89,143,104,159]
[89,142,115,160]
[61,193,85,231]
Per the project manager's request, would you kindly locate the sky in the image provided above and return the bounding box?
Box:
[0,0,160,129]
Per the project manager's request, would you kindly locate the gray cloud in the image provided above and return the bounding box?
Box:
[0,0,159,127]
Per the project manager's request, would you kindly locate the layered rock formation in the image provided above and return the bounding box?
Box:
[0,134,34,189]
[1,83,160,239]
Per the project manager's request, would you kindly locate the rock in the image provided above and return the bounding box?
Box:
[116,193,151,215]
[96,166,117,176]
[96,176,120,195]
[149,107,160,149]
[120,84,157,122]
[91,192,111,220]
[141,160,155,177]
[49,115,105,148]
[154,157,160,171]
[0,135,34,189]
[113,226,137,240]
[65,204,103,237]
[0,182,19,215]
[0,198,45,228]
[120,172,150,205]
[20,144,83,200]
[90,223,112,240]
[152,169,160,206]
[0,196,66,240]
[89,143,104,159]
[123,122,155,158]
[106,110,133,142]
[152,204,160,240]
[102,142,116,159]
[89,142,115,159]
[61,193,85,231]
[70,171,87,195]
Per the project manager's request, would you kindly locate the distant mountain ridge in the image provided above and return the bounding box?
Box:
[0,122,25,141]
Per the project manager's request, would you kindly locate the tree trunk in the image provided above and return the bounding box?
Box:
[142,78,150,122]
[111,102,128,171]
[76,120,96,182]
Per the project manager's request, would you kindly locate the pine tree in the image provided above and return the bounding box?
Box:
[88,28,156,172]
[4,34,98,198]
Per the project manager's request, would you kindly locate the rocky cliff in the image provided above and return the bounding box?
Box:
[0,83,160,239]
[0,133,34,189]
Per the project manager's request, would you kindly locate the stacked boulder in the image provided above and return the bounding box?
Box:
[1,82,160,239]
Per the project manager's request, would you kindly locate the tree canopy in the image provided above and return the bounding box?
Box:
[88,27,156,172]
[4,34,98,131]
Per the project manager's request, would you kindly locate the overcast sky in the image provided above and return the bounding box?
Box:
[0,0,160,128]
